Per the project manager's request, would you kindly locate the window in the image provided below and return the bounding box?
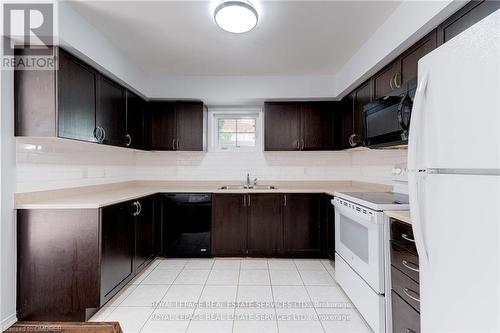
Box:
[209,109,262,152]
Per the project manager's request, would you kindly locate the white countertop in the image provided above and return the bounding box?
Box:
[385,210,412,224]
[15,180,392,209]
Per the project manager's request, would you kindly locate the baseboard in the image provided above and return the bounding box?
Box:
[1,313,17,331]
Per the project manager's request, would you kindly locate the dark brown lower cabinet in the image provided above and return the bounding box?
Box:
[390,218,420,333]
[321,194,335,259]
[283,193,321,256]
[212,194,247,256]
[212,193,323,257]
[100,202,135,304]
[134,196,155,272]
[247,194,283,256]
[17,196,156,322]
[392,291,420,333]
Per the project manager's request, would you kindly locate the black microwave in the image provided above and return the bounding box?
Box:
[363,92,413,148]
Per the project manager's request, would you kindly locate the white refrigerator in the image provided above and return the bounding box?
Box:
[408,9,500,333]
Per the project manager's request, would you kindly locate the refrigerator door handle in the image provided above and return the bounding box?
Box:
[408,172,429,263]
[408,72,429,171]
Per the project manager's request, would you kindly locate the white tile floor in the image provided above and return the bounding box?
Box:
[90,258,372,333]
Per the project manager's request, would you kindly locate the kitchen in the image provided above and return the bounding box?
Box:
[0,1,499,333]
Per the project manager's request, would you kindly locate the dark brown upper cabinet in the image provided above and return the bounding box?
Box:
[437,0,500,46]
[263,102,301,151]
[373,30,437,100]
[373,60,402,99]
[15,47,97,142]
[96,74,127,147]
[126,90,146,150]
[14,46,147,150]
[283,193,321,256]
[264,101,337,151]
[400,30,437,85]
[335,80,372,149]
[147,101,206,151]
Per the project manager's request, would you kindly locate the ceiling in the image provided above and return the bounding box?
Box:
[69,1,401,76]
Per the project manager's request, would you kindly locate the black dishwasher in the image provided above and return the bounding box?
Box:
[163,193,212,257]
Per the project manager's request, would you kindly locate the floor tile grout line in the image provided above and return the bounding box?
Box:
[138,259,188,333]
[295,260,328,333]
[231,260,243,333]
[267,259,281,333]
[184,258,214,333]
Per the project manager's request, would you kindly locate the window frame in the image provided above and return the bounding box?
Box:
[208,107,263,152]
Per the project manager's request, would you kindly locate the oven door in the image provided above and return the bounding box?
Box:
[333,198,385,294]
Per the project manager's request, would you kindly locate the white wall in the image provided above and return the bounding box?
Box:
[15,139,407,192]
[16,138,137,193]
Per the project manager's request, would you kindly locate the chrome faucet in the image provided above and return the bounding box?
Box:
[245,173,258,188]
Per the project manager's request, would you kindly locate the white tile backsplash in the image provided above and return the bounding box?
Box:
[16,137,407,192]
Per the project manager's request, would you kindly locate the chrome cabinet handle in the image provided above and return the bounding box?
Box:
[403,288,420,302]
[137,201,142,215]
[402,233,415,242]
[405,329,416,333]
[390,74,395,90]
[101,127,106,142]
[301,139,305,150]
[284,194,287,207]
[176,139,180,150]
[352,133,359,146]
[132,201,139,216]
[125,134,132,147]
[394,72,401,89]
[172,139,176,150]
[243,195,246,207]
[94,126,104,143]
[349,134,356,147]
[402,260,419,272]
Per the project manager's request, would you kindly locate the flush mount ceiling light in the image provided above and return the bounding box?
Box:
[214,1,258,33]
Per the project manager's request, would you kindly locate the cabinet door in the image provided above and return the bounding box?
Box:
[212,194,247,256]
[147,101,176,150]
[100,202,134,302]
[302,102,335,150]
[135,196,155,271]
[322,194,335,259]
[353,81,371,146]
[96,75,126,146]
[334,96,354,150]
[264,102,301,151]
[283,194,321,256]
[175,101,205,151]
[400,30,437,85]
[247,194,282,256]
[126,91,145,150]
[57,49,96,142]
[373,61,401,99]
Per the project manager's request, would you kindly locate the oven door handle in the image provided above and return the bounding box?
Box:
[333,202,376,225]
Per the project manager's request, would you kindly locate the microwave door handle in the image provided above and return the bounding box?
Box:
[333,203,375,226]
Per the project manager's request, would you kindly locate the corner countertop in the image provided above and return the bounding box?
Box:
[15,180,393,209]
[385,210,412,224]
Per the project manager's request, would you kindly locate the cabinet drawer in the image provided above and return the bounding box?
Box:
[391,266,420,312]
[391,241,419,283]
[391,290,420,333]
[390,219,417,253]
